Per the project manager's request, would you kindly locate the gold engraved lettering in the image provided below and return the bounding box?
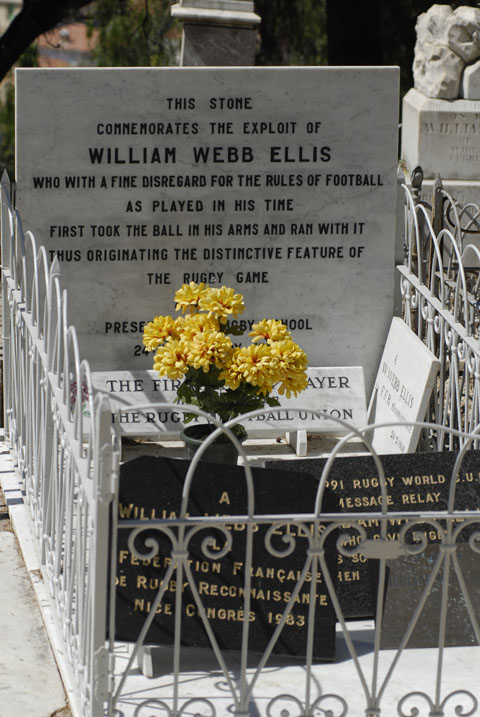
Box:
[133,599,172,614]
[339,495,393,508]
[135,576,189,592]
[337,570,361,582]
[193,582,326,605]
[118,502,159,519]
[233,561,243,575]
[219,491,231,505]
[120,551,222,574]
[401,491,441,505]
[202,606,255,622]
[119,503,179,520]
[270,523,325,538]
[352,476,395,489]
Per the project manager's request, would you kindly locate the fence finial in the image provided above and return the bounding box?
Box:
[410,165,424,205]
[433,173,443,192]
[411,165,423,189]
[432,173,444,236]
[50,255,61,280]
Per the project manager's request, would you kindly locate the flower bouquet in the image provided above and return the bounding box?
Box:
[143,282,308,459]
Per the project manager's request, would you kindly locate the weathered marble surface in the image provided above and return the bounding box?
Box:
[462,57,480,100]
[179,0,255,10]
[172,0,260,66]
[16,67,399,393]
[417,177,480,209]
[402,88,480,180]
[181,24,257,66]
[414,4,480,99]
[91,366,367,437]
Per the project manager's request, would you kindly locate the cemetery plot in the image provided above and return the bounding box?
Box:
[91,366,367,436]
[115,456,339,659]
[16,67,399,392]
[266,450,480,620]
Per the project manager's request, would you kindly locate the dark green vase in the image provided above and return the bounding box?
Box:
[181,424,246,465]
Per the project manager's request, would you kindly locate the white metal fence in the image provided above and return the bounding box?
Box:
[1,171,112,716]
[2,170,480,716]
[400,171,480,449]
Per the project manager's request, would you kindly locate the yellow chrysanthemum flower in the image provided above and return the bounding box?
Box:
[174,281,206,314]
[198,286,245,323]
[153,340,189,379]
[249,319,291,344]
[277,372,309,399]
[270,338,308,368]
[220,343,278,392]
[185,328,233,372]
[146,283,308,419]
[180,312,220,341]
[174,315,186,333]
[270,339,309,398]
[143,315,177,352]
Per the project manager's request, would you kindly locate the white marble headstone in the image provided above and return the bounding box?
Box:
[367,318,440,454]
[91,366,366,437]
[16,67,399,393]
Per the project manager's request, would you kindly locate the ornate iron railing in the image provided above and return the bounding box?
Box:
[2,171,480,716]
[107,410,480,717]
[400,174,480,450]
[1,172,112,716]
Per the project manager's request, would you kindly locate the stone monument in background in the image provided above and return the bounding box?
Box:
[171,0,260,66]
[401,4,480,204]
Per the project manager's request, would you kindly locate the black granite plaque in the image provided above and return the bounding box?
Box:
[378,544,480,648]
[115,456,339,659]
[266,450,480,620]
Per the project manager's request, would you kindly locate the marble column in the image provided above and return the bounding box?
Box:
[171,0,261,66]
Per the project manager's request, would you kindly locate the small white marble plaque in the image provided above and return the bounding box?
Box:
[91,366,366,437]
[367,318,440,454]
[16,67,399,394]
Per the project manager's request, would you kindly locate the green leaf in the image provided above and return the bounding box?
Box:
[223,324,244,337]
[265,396,281,407]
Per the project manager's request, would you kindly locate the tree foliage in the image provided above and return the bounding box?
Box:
[0,84,15,178]
[87,0,179,67]
[0,0,91,84]
[255,0,327,66]
[0,43,38,177]
[325,0,480,97]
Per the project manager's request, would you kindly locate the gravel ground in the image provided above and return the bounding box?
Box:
[0,484,73,717]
